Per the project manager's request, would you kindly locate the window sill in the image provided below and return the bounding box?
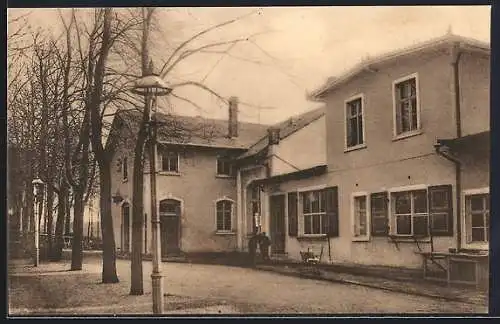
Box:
[392,129,423,142]
[344,143,367,153]
[215,231,236,236]
[463,242,489,251]
[352,236,370,242]
[297,234,328,241]
[215,174,235,179]
[388,235,430,243]
[158,171,181,176]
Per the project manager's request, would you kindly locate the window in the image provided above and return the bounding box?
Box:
[389,185,453,237]
[216,199,233,232]
[302,190,328,235]
[352,195,368,239]
[345,96,364,149]
[392,190,428,236]
[394,75,419,136]
[465,193,489,243]
[216,158,234,176]
[161,151,179,172]
[122,157,128,181]
[292,187,338,237]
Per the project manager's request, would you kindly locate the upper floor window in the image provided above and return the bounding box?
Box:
[161,151,179,173]
[216,158,234,176]
[216,199,233,232]
[122,157,128,181]
[393,75,420,136]
[345,96,364,149]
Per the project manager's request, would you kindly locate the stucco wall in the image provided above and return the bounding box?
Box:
[324,49,457,173]
[111,144,242,254]
[271,116,326,176]
[269,48,491,268]
[274,154,456,269]
[458,51,490,137]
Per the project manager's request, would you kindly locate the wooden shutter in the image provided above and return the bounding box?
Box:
[325,187,339,237]
[428,185,453,236]
[370,192,388,236]
[288,192,298,237]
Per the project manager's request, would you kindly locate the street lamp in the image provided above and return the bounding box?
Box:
[32,178,45,267]
[132,61,172,315]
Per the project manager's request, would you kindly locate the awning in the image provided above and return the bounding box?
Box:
[437,131,490,153]
[251,164,327,186]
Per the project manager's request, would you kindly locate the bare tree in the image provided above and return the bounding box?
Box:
[126,8,265,294]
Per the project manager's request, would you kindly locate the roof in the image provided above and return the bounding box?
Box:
[251,164,327,186]
[237,106,326,160]
[112,109,269,150]
[437,131,490,153]
[309,33,490,100]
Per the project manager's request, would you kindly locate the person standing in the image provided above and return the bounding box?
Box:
[259,232,271,262]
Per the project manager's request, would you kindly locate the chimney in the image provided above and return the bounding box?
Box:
[228,96,238,138]
[267,127,280,146]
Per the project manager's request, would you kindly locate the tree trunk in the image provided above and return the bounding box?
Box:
[22,180,33,234]
[99,164,119,283]
[45,184,54,259]
[71,190,84,270]
[64,191,71,235]
[52,184,67,261]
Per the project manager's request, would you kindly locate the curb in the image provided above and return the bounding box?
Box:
[254,265,485,306]
[110,253,486,307]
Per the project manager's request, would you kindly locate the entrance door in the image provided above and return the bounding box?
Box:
[122,203,130,252]
[159,199,181,257]
[269,194,286,254]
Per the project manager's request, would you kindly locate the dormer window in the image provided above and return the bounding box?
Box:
[161,151,179,173]
[216,157,234,177]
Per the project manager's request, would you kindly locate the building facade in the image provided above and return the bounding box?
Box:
[108,34,489,281]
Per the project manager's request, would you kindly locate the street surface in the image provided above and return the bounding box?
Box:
[8,255,487,315]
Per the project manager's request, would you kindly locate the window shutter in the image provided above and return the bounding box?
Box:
[428,185,453,236]
[370,192,388,236]
[288,192,298,236]
[465,197,472,243]
[326,187,339,237]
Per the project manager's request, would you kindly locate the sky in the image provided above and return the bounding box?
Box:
[8,6,491,125]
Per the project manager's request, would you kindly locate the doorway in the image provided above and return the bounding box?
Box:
[269,194,286,254]
[159,199,181,256]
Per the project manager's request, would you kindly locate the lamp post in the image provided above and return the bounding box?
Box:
[32,178,45,267]
[132,61,172,314]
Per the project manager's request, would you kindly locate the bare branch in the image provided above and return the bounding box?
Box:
[170,81,228,103]
[158,9,259,77]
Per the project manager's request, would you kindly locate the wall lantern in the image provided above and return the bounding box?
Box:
[112,189,124,204]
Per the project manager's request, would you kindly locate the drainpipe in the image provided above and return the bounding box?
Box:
[438,41,463,251]
[451,42,463,139]
[236,168,243,251]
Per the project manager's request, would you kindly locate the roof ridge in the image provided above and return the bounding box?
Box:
[309,33,490,100]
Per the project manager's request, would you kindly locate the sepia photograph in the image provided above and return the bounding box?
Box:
[7,5,491,316]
